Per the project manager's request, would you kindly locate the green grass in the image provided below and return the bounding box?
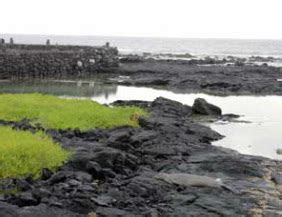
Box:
[0,93,146,180]
[0,93,147,130]
[0,126,70,179]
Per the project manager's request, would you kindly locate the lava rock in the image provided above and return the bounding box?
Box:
[41,168,53,180]
[0,97,281,216]
[15,180,32,191]
[10,192,39,207]
[192,98,222,116]
[18,204,80,217]
[0,202,18,217]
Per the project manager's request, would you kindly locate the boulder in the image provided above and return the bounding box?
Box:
[192,98,222,116]
[152,97,192,116]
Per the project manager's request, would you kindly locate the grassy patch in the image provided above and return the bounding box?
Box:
[0,93,146,130]
[0,126,70,179]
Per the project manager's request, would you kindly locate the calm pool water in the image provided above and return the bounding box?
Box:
[1,80,281,160]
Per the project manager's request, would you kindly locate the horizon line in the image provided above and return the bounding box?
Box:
[1,32,282,41]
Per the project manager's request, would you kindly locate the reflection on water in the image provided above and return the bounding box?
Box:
[93,86,282,160]
[1,81,281,160]
[0,80,117,98]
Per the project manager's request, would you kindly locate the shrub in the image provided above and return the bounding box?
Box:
[0,126,70,179]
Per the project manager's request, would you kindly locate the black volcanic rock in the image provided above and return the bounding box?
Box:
[192,98,222,116]
[0,97,281,216]
[108,58,282,96]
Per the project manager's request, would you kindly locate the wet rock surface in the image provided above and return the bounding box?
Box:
[0,97,281,216]
[108,58,282,95]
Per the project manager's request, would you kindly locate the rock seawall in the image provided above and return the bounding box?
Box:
[0,44,119,79]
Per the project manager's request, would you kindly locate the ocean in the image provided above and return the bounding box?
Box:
[2,34,282,58]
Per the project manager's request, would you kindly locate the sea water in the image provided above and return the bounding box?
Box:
[0,80,281,160]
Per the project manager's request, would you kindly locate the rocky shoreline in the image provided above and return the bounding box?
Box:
[0,97,281,216]
[105,56,282,96]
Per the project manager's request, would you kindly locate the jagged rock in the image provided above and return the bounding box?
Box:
[46,171,69,185]
[0,97,280,216]
[92,147,138,171]
[10,192,39,207]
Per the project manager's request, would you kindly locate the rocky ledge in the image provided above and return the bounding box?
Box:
[0,98,281,217]
[107,58,282,96]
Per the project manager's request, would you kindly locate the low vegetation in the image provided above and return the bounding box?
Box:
[0,93,146,180]
[0,93,146,130]
[0,126,70,179]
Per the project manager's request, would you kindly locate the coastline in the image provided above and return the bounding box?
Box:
[104,55,282,96]
[0,97,281,216]
[0,44,281,216]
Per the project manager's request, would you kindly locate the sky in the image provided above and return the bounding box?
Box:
[1,0,282,39]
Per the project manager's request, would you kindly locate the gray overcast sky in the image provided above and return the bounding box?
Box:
[1,0,282,39]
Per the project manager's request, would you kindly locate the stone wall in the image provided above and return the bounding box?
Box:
[0,44,119,79]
